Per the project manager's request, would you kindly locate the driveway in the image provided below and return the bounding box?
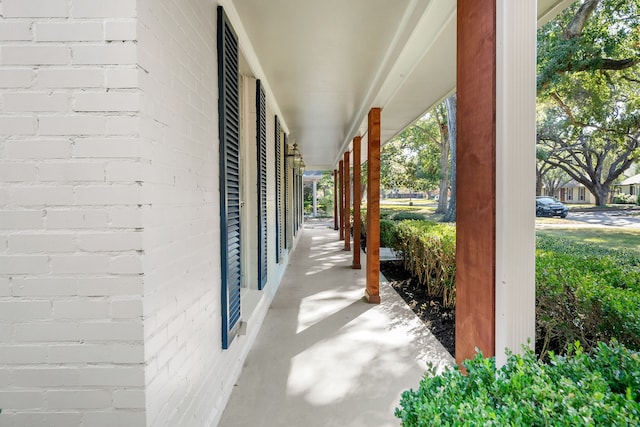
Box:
[537,210,640,229]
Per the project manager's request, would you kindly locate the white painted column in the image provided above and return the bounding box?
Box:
[495,0,537,366]
[312,180,318,217]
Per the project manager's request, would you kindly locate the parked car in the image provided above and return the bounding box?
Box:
[536,197,569,218]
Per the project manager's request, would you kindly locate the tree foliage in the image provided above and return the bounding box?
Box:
[537,0,640,205]
[380,115,443,195]
[537,0,640,92]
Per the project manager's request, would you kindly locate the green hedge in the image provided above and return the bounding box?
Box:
[380,219,398,247]
[536,235,640,357]
[362,212,640,358]
[389,211,426,221]
[396,341,640,426]
[393,221,456,308]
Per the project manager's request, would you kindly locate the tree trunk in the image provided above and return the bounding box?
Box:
[442,94,457,223]
[593,186,608,207]
[436,122,450,213]
[536,170,544,196]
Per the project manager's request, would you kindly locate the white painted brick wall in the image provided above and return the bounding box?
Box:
[0,22,32,41]
[72,44,137,65]
[2,1,291,426]
[0,45,71,65]
[106,20,137,41]
[35,22,104,42]
[37,68,104,88]
[136,0,228,425]
[0,69,35,87]
[2,92,70,112]
[0,0,145,425]
[71,0,137,19]
[138,1,292,425]
[2,0,68,18]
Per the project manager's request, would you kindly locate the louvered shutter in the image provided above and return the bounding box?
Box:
[275,117,283,263]
[296,174,302,233]
[256,80,268,289]
[293,171,298,236]
[217,6,241,349]
[284,134,290,249]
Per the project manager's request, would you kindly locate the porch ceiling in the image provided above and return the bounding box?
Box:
[228,0,573,170]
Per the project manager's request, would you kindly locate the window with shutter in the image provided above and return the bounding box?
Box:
[293,171,298,236]
[217,6,241,349]
[284,134,290,250]
[256,80,268,289]
[275,117,283,263]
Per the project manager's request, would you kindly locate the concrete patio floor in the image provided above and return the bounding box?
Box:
[218,220,454,427]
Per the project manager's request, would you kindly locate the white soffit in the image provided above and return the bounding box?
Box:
[230,0,426,169]
[225,0,573,169]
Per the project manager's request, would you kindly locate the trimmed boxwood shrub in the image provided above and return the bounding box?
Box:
[359,208,423,244]
[396,341,640,426]
[536,235,640,357]
[393,221,456,308]
[380,219,398,247]
[390,211,426,221]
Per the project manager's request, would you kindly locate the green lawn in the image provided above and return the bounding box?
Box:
[537,227,640,253]
[371,204,640,252]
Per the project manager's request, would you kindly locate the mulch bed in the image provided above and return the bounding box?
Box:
[380,260,456,357]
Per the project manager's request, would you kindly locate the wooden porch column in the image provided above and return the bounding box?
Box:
[456,0,536,366]
[456,0,496,366]
[338,160,344,240]
[352,136,362,269]
[343,151,351,251]
[365,108,381,304]
[333,169,339,230]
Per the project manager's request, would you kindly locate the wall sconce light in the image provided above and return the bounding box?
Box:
[286,143,304,172]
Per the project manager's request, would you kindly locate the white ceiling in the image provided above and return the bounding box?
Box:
[227,0,574,169]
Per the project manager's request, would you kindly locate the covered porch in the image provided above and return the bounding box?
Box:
[219,219,453,427]
[222,0,574,367]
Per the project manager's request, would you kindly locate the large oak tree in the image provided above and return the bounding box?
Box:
[536,0,640,205]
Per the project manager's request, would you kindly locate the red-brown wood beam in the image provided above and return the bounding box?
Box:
[352,136,362,269]
[333,169,339,230]
[365,108,381,304]
[456,0,496,364]
[343,150,351,251]
[338,160,344,240]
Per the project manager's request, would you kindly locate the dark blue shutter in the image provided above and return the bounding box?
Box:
[295,174,301,234]
[284,134,289,249]
[293,171,297,236]
[298,175,302,232]
[275,117,283,263]
[217,6,241,349]
[256,80,268,289]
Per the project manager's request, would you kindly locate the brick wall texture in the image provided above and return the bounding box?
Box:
[0,1,272,426]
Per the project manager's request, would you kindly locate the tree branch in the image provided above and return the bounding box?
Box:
[572,57,640,72]
[621,75,640,84]
[550,93,585,127]
[565,0,601,39]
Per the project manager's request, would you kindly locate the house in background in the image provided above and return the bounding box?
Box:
[615,173,640,197]
[555,180,596,204]
[0,0,573,425]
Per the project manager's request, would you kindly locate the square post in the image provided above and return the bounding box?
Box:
[365,108,381,304]
[333,169,339,230]
[343,150,351,251]
[456,0,536,367]
[338,160,344,240]
[312,180,317,217]
[456,0,496,366]
[352,136,362,269]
